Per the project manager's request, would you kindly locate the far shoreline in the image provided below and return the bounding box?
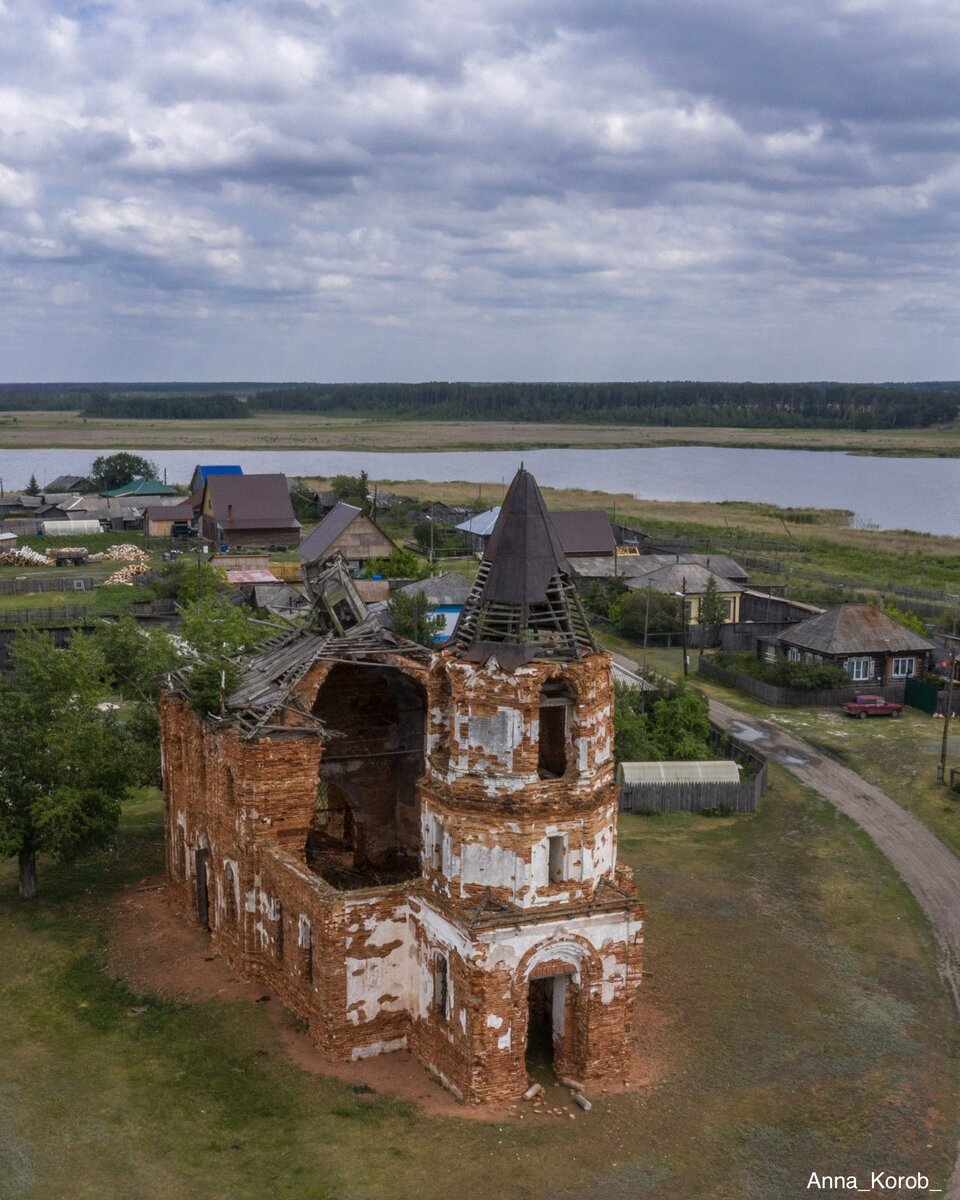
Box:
[0,411,958,458]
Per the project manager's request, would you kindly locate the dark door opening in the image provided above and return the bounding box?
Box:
[195,847,210,929]
[526,977,555,1067]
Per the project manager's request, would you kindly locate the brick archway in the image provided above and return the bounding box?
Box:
[514,936,604,1082]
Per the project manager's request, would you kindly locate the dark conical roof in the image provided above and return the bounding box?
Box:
[449,467,597,668]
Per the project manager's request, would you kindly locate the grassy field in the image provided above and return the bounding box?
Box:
[2,409,959,456]
[1,778,957,1200]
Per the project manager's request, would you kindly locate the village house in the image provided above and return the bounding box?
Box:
[45,474,95,493]
[100,477,179,499]
[760,603,934,684]
[298,502,397,574]
[160,468,643,1103]
[144,502,198,538]
[458,506,618,560]
[200,472,300,549]
[624,562,743,624]
[190,464,243,495]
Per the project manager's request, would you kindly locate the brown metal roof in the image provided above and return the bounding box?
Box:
[549,511,616,556]
[203,473,299,529]
[779,604,934,655]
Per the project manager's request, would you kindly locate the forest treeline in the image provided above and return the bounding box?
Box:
[1,380,958,429]
[252,381,959,429]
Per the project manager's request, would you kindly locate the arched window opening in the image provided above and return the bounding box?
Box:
[298,915,313,984]
[433,953,450,1021]
[223,861,238,924]
[538,679,575,779]
[176,825,187,880]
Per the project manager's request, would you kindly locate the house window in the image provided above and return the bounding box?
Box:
[548,835,566,884]
[892,657,915,678]
[847,657,873,681]
[722,598,734,622]
[787,647,801,662]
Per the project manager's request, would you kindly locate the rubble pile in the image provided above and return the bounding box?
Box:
[0,546,53,566]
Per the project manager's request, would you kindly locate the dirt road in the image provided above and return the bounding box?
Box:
[710,697,960,1198]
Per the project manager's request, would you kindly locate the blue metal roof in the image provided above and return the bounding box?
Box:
[196,465,243,479]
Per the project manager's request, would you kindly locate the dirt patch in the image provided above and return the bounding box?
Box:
[108,878,673,1122]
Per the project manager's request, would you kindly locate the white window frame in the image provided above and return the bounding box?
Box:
[891,657,915,678]
[847,657,872,681]
[787,647,801,662]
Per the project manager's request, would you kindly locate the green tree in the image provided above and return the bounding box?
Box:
[178,596,279,714]
[883,602,929,638]
[331,470,370,512]
[90,452,160,491]
[155,556,227,604]
[0,631,137,898]
[93,617,185,785]
[25,473,40,496]
[363,548,428,580]
[613,678,713,765]
[615,588,680,639]
[387,590,445,648]
[700,575,727,628]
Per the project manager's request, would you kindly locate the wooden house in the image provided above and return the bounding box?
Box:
[624,562,743,624]
[297,502,396,571]
[200,473,300,548]
[761,604,934,684]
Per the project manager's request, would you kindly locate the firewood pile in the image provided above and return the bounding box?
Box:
[88,544,150,566]
[0,546,53,566]
[104,565,153,587]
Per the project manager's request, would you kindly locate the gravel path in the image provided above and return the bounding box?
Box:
[710,697,960,1198]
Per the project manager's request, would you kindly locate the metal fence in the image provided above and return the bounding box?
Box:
[0,574,107,595]
[697,657,906,708]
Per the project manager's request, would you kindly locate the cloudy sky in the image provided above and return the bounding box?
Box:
[2,0,960,382]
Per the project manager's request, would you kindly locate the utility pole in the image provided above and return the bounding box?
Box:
[938,636,958,785]
[429,501,435,568]
[675,578,688,678]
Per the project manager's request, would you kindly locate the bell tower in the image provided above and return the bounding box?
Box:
[410,467,643,1103]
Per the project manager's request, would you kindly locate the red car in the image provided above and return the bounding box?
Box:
[841,694,903,718]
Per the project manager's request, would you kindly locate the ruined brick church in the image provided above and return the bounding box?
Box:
[160,468,644,1103]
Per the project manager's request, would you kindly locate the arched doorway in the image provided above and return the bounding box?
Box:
[525,966,577,1076]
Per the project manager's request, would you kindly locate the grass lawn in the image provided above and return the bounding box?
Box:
[762,706,960,858]
[1,776,957,1200]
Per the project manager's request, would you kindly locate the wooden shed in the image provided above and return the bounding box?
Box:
[617,759,762,814]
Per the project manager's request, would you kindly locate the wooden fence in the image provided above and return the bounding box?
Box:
[0,598,177,627]
[697,658,906,708]
[618,728,768,815]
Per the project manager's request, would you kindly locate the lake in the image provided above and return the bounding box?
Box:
[0,445,956,537]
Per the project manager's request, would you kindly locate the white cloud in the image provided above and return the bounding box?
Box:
[1,0,960,378]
